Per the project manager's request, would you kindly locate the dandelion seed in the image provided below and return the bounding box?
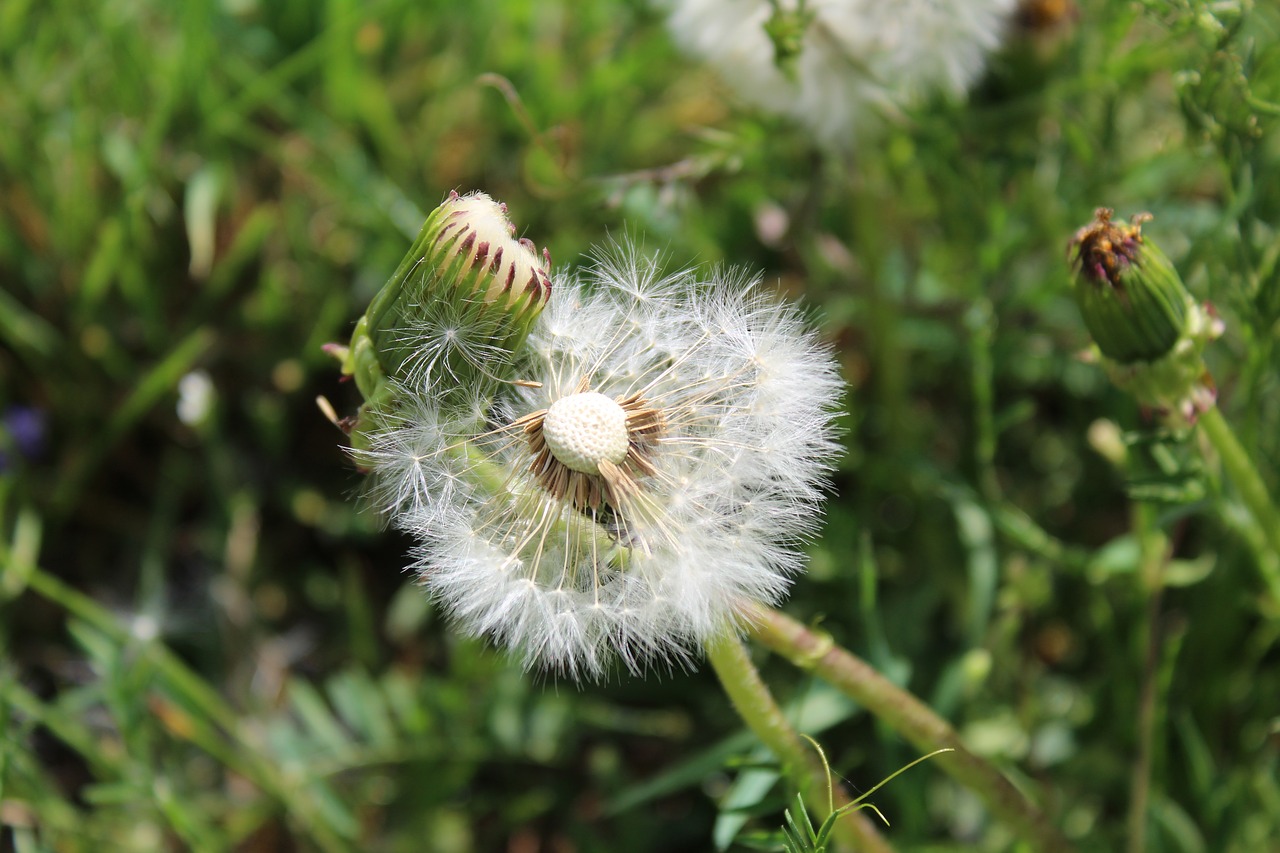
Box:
[361,250,844,678]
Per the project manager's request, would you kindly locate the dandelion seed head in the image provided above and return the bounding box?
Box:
[663,0,1017,147]
[365,248,844,679]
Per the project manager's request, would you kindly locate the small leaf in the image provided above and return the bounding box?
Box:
[1163,554,1216,587]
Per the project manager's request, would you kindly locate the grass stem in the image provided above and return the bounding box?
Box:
[20,564,354,853]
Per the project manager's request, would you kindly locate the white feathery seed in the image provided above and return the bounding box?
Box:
[663,0,1017,148]
[360,249,844,678]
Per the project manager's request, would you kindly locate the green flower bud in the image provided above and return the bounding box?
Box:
[1069,208,1185,364]
[363,190,552,383]
[1067,208,1223,423]
[324,191,552,449]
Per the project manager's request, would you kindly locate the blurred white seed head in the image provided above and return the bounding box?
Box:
[662,0,1017,147]
[177,370,215,427]
[359,249,844,678]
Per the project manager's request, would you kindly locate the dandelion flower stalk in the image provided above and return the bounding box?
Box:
[1197,407,1280,575]
[746,602,1078,853]
[705,630,895,853]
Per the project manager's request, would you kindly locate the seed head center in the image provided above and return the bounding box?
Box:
[542,392,629,475]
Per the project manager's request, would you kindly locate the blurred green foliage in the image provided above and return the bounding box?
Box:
[2,0,1279,850]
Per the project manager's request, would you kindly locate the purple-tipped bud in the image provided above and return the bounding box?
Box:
[1067,208,1223,423]
[1069,208,1186,365]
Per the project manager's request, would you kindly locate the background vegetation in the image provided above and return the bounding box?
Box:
[2,0,1278,850]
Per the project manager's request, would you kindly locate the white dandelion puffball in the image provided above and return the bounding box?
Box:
[361,251,845,678]
[663,0,1017,147]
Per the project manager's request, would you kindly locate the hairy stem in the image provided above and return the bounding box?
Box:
[705,630,896,853]
[747,603,1077,853]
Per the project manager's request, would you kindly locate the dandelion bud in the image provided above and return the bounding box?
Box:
[328,192,552,448]
[1069,208,1185,364]
[1067,208,1223,423]
[357,249,844,678]
[363,190,552,387]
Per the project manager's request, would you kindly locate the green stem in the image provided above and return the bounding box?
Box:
[967,299,1000,503]
[1126,503,1166,853]
[746,604,1077,853]
[704,630,896,853]
[1198,406,1280,588]
[992,501,1093,573]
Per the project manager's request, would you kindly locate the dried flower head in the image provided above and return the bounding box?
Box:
[360,251,844,678]
[1069,208,1187,364]
[662,0,1017,147]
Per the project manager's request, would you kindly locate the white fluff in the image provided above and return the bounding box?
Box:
[663,0,1017,148]
[361,250,844,679]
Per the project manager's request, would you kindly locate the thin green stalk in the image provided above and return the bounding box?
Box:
[992,501,1093,573]
[1126,503,1167,853]
[848,180,908,458]
[705,631,896,853]
[747,603,1077,853]
[1198,406,1280,588]
[967,299,1000,503]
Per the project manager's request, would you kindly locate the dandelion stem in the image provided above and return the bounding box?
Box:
[704,630,897,853]
[746,603,1078,853]
[1198,406,1280,587]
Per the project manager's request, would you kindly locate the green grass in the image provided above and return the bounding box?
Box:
[3,0,1280,850]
